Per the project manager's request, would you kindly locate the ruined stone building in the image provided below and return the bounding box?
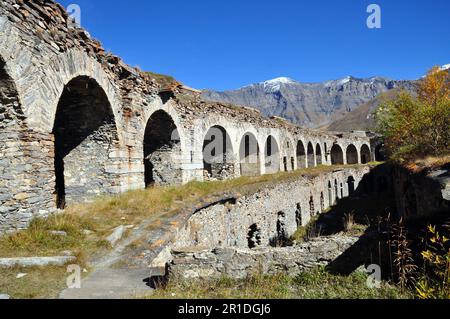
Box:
[0,0,376,233]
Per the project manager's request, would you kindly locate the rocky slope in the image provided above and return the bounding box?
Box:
[202,76,416,129]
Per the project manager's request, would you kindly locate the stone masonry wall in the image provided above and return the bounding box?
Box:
[0,0,374,233]
[173,166,370,250]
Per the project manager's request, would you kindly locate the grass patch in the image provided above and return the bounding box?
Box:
[0,266,70,299]
[148,267,412,299]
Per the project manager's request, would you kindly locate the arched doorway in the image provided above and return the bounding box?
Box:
[331,144,344,165]
[264,135,280,174]
[316,143,323,165]
[346,144,358,165]
[239,132,260,176]
[143,110,182,187]
[53,76,119,208]
[203,125,235,180]
[361,144,371,164]
[307,142,315,168]
[296,141,306,169]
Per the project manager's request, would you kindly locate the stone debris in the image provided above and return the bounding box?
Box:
[106,225,125,247]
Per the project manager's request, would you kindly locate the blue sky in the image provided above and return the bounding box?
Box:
[57,0,450,90]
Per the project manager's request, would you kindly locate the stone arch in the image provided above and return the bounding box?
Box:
[315,143,323,165]
[202,125,236,180]
[361,144,371,164]
[346,144,358,165]
[239,132,261,176]
[331,144,344,165]
[264,135,280,174]
[143,110,182,187]
[307,142,315,168]
[53,76,120,208]
[296,140,306,169]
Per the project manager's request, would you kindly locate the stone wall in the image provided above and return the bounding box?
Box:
[173,166,371,250]
[0,0,374,233]
[170,236,361,280]
[393,165,450,220]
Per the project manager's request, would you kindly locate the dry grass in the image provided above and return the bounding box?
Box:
[0,266,69,299]
[343,212,355,233]
[148,268,412,299]
[406,155,450,172]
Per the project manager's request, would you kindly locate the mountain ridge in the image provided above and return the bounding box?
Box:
[202,74,417,129]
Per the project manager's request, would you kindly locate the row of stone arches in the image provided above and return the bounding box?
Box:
[0,55,374,214]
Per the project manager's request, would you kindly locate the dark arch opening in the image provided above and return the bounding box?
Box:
[203,125,235,180]
[375,144,386,162]
[320,192,325,213]
[296,141,306,169]
[239,132,260,176]
[347,176,356,195]
[247,224,261,249]
[334,179,339,201]
[361,144,371,164]
[295,203,302,228]
[307,142,315,168]
[331,144,344,165]
[316,143,323,165]
[264,135,280,174]
[328,181,333,206]
[53,76,118,209]
[346,144,358,165]
[275,211,287,247]
[144,110,181,187]
[309,196,315,217]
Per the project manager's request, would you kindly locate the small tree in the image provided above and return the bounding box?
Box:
[376,67,450,162]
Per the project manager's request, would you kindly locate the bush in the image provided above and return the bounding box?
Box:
[376,67,450,162]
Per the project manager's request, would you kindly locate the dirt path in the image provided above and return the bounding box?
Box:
[59,214,178,299]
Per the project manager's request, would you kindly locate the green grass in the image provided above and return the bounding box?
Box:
[148,267,413,299]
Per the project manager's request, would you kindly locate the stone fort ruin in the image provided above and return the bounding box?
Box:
[0,0,378,234]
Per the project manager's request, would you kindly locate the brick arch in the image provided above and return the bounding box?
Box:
[307,141,315,168]
[53,75,120,208]
[264,135,281,174]
[346,144,359,165]
[296,139,307,169]
[239,131,261,176]
[331,144,344,165]
[202,124,236,180]
[360,144,372,164]
[0,39,124,141]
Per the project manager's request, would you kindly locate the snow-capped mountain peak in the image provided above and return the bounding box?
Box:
[261,77,296,92]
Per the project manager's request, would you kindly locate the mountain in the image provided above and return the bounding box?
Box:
[321,89,403,132]
[202,76,416,129]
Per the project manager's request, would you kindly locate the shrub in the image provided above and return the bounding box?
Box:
[376,67,450,162]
